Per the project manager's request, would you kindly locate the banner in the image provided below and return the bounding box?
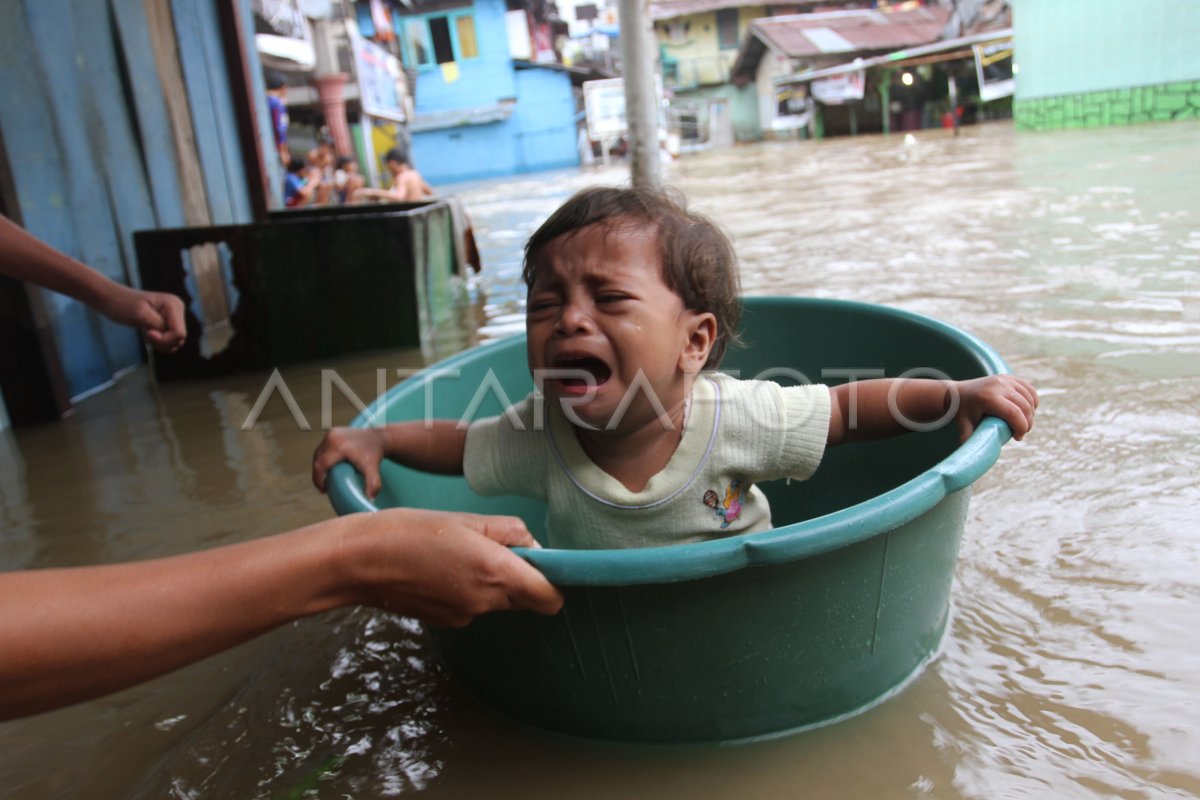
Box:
[351,31,410,123]
[773,84,811,130]
[583,78,628,140]
[811,71,865,105]
[582,76,663,141]
[973,39,1014,102]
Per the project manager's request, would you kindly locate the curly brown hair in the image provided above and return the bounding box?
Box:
[522,186,742,369]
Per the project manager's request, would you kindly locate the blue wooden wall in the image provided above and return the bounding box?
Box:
[413,67,579,184]
[170,0,252,224]
[0,0,252,401]
[512,68,579,173]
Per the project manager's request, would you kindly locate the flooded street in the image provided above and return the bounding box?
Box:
[2,120,1198,798]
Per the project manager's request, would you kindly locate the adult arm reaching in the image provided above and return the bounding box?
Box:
[0,214,186,352]
[0,508,562,721]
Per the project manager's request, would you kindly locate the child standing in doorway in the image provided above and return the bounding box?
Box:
[313,187,1037,549]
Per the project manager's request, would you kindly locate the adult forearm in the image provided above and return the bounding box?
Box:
[0,215,112,308]
[1,510,562,721]
[0,521,345,720]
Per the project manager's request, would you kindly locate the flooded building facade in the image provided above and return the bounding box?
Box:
[1012,0,1200,130]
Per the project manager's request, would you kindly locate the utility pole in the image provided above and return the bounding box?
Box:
[617,0,661,190]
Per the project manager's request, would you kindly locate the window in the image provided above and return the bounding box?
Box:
[456,15,478,59]
[716,8,739,49]
[403,19,431,67]
[430,16,453,63]
[401,12,479,69]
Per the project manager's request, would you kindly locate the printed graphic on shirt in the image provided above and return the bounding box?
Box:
[703,479,747,528]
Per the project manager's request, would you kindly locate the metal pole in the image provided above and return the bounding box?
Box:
[617,0,661,190]
[878,69,893,135]
[948,74,960,136]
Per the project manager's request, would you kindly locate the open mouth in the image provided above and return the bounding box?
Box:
[551,356,612,394]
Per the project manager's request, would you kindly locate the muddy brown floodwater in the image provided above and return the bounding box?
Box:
[1,121,1198,799]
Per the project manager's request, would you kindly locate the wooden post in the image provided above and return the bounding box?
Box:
[618,0,660,190]
[144,0,211,226]
[0,130,73,424]
[948,73,960,136]
[877,70,892,135]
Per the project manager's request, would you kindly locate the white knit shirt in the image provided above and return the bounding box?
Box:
[463,372,831,549]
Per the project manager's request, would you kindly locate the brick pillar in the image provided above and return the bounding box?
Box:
[313,73,353,156]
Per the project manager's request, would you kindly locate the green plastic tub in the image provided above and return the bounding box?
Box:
[326,297,1015,743]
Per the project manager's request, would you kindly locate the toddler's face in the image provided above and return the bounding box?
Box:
[525,221,712,433]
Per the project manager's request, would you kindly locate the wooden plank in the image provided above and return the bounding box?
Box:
[169,0,245,225]
[111,0,188,230]
[0,128,72,424]
[191,0,252,223]
[73,1,162,291]
[143,0,211,227]
[1,0,133,396]
[216,0,270,221]
[27,0,144,375]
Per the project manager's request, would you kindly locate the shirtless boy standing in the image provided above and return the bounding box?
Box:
[353,148,434,203]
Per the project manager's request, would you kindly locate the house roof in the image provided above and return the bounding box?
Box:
[752,6,950,58]
[650,0,815,23]
[730,5,950,81]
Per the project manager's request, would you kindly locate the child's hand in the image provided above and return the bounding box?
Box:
[953,375,1039,442]
[313,427,388,498]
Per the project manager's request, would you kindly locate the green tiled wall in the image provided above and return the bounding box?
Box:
[1015,80,1200,131]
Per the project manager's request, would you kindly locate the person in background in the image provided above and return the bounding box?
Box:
[333,155,365,204]
[265,71,291,166]
[284,157,319,208]
[306,130,337,205]
[351,149,480,272]
[0,215,564,721]
[352,148,434,203]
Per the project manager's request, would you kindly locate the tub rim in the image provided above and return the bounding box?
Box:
[327,297,1012,586]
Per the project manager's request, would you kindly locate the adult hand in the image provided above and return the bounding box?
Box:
[338,508,563,627]
[0,508,561,720]
[99,283,187,352]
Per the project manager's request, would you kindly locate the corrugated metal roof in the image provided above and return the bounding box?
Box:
[651,0,808,22]
[750,6,951,58]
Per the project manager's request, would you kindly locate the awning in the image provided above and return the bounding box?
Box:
[410,100,516,133]
[776,27,1012,87]
[256,32,316,71]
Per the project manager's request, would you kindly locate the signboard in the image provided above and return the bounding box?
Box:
[773,84,811,130]
[583,78,628,140]
[973,39,1014,102]
[583,76,665,140]
[351,31,410,123]
[811,70,865,105]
